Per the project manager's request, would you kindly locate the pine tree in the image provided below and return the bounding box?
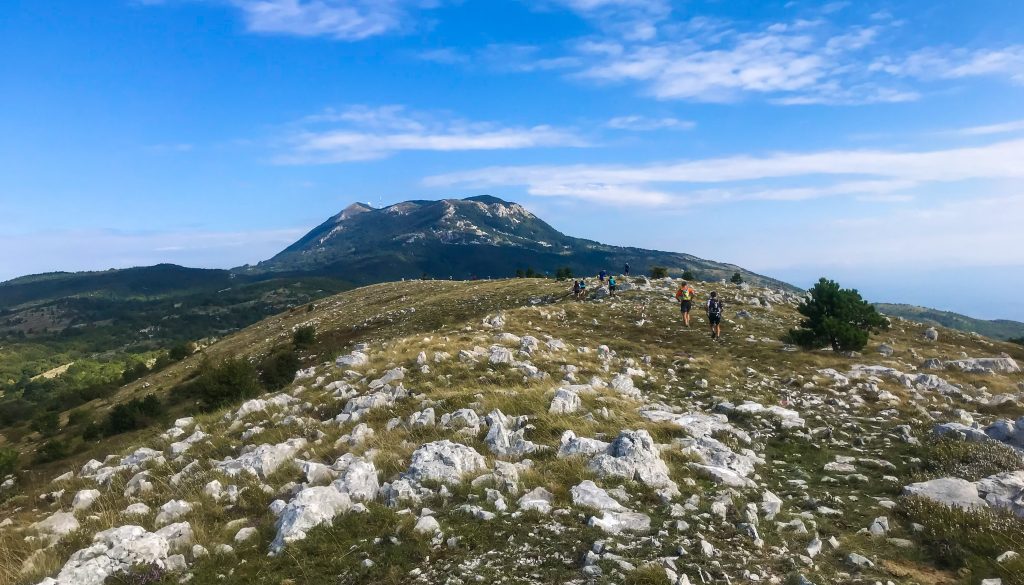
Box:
[787,278,889,352]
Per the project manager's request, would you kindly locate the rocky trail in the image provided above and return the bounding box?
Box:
[2,277,1023,585]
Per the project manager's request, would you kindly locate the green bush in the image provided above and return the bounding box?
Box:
[898,496,1024,580]
[0,448,18,477]
[650,266,668,278]
[104,395,161,436]
[914,438,1024,482]
[554,267,574,280]
[175,358,262,411]
[292,326,317,349]
[31,411,60,436]
[730,271,744,284]
[682,269,696,281]
[67,409,90,427]
[259,347,301,391]
[168,342,194,361]
[36,439,69,463]
[786,277,889,352]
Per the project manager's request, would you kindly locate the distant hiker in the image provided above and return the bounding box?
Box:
[599,269,607,283]
[608,275,617,296]
[571,280,581,299]
[624,262,630,276]
[675,281,696,327]
[707,291,724,340]
[578,279,587,300]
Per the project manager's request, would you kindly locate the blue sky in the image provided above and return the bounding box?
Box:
[2,0,1024,319]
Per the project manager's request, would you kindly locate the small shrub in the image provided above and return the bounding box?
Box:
[897,495,1024,580]
[36,439,69,463]
[682,269,696,281]
[30,411,60,436]
[650,266,669,279]
[554,267,574,280]
[292,326,317,349]
[175,358,262,411]
[168,343,193,361]
[259,347,301,391]
[0,448,18,477]
[730,271,744,284]
[914,438,1024,482]
[104,395,162,436]
[67,409,90,426]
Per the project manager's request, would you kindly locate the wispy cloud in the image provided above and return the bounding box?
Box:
[142,0,448,40]
[541,0,672,41]
[567,20,921,104]
[945,119,1024,137]
[870,45,1024,84]
[424,137,1024,206]
[275,105,588,163]
[606,115,693,131]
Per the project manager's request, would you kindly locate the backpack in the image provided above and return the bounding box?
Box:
[708,298,723,316]
[609,277,615,286]
[676,286,692,301]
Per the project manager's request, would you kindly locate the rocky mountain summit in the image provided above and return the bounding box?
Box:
[2,276,1023,585]
[247,195,791,287]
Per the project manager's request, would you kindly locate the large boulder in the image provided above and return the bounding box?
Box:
[333,456,379,502]
[903,477,988,510]
[588,430,679,496]
[549,388,582,414]
[405,441,487,485]
[215,438,307,479]
[270,486,352,554]
[570,480,626,512]
[38,525,171,585]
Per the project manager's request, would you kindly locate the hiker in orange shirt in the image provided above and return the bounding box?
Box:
[675,281,696,328]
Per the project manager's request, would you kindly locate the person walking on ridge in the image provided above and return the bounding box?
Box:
[675,281,696,327]
[608,275,617,297]
[707,291,724,340]
[624,262,630,276]
[599,269,607,283]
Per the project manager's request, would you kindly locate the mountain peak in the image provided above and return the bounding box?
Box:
[333,202,373,222]
[462,195,511,205]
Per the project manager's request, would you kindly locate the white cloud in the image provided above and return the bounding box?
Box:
[424,137,1024,206]
[276,105,588,163]
[541,0,671,41]
[569,21,915,104]
[947,119,1024,137]
[146,0,448,40]
[606,115,694,131]
[871,45,1024,84]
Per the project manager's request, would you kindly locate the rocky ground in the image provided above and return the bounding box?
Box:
[2,277,1023,585]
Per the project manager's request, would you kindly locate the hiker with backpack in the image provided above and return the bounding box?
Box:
[577,279,587,301]
[608,275,617,297]
[674,281,696,327]
[571,279,581,300]
[624,262,630,276]
[598,269,607,283]
[707,291,724,340]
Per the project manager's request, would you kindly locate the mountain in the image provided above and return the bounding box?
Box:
[875,302,1024,341]
[5,277,1024,585]
[246,195,795,289]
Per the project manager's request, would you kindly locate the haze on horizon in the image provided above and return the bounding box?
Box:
[2,0,1023,320]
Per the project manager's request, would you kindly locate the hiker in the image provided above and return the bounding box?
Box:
[608,275,617,297]
[675,281,696,327]
[571,279,581,300]
[624,262,630,276]
[578,279,587,300]
[599,269,606,283]
[707,291,724,340]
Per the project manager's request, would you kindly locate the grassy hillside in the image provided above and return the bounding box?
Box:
[1,277,1022,585]
[876,302,1024,341]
